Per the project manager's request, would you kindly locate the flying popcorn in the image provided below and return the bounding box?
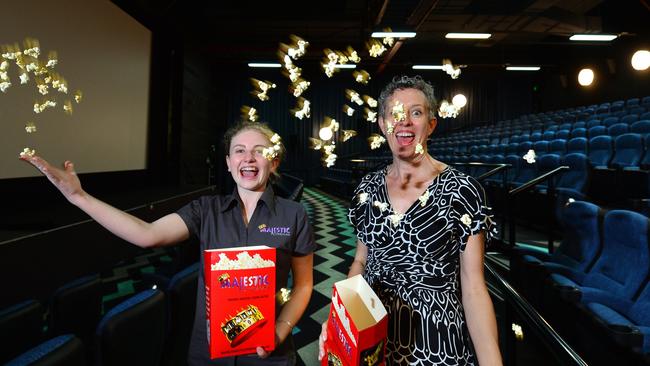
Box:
[374,201,388,212]
[415,143,424,155]
[291,79,310,97]
[324,153,337,167]
[19,147,35,158]
[241,105,258,122]
[364,96,377,108]
[392,101,406,122]
[358,192,368,203]
[347,47,361,63]
[342,130,357,142]
[367,40,387,57]
[344,105,355,116]
[365,108,377,123]
[293,98,311,120]
[523,149,536,164]
[352,70,370,84]
[25,122,36,133]
[309,137,324,150]
[442,58,461,79]
[346,89,364,106]
[438,100,460,118]
[386,121,394,135]
[388,213,404,227]
[369,134,385,149]
[418,190,430,207]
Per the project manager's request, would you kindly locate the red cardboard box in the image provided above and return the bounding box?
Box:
[323,275,388,366]
[204,246,276,359]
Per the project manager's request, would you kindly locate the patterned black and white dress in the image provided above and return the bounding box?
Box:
[348,166,497,365]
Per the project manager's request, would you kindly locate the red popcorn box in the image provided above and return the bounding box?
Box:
[322,274,388,366]
[204,246,276,359]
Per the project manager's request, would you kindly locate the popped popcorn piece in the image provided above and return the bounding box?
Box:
[369,134,385,149]
[374,201,388,212]
[386,121,394,135]
[210,251,274,270]
[388,213,404,227]
[415,143,424,155]
[19,147,36,158]
[344,105,355,116]
[392,101,406,122]
[418,190,430,207]
[342,130,357,142]
[523,149,536,164]
[324,153,337,167]
[368,40,386,57]
[461,214,472,227]
[365,109,377,123]
[364,96,377,108]
[270,133,281,144]
[358,192,368,203]
[25,122,37,133]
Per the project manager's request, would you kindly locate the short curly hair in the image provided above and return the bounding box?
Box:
[377,75,437,120]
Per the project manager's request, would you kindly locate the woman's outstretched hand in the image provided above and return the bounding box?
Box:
[20,155,86,205]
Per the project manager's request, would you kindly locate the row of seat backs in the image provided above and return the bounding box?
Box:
[433,118,650,152]
[513,201,650,354]
[0,262,199,365]
[451,133,650,171]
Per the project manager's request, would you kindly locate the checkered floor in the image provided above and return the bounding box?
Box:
[294,188,355,366]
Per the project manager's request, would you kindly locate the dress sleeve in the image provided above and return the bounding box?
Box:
[293,205,316,255]
[455,176,498,252]
[175,198,203,237]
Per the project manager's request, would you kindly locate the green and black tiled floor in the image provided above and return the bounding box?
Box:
[99,187,354,365]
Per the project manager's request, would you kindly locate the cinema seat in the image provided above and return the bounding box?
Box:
[5,335,85,366]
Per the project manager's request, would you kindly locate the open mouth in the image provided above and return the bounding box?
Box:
[395,131,415,146]
[240,166,259,178]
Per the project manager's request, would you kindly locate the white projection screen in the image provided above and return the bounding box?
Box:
[0,0,151,179]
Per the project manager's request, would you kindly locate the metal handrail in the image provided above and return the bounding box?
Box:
[484,261,588,366]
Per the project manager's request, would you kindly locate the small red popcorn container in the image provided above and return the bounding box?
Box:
[322,274,388,366]
[204,246,276,359]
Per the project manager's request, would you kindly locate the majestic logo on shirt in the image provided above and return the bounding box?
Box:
[258,224,291,236]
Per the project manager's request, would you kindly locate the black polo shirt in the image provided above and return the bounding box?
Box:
[176,184,316,366]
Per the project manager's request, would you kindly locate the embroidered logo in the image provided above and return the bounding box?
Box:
[259,224,291,236]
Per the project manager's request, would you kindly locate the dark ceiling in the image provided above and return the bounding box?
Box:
[113,0,650,74]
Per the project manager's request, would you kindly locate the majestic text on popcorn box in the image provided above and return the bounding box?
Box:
[323,275,388,366]
[204,246,276,359]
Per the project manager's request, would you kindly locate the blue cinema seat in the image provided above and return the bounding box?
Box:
[567,137,588,155]
[48,274,102,349]
[611,133,644,170]
[545,209,650,307]
[588,125,606,138]
[95,289,166,366]
[608,123,630,138]
[588,135,614,169]
[0,300,45,363]
[631,120,650,136]
[6,334,85,366]
[511,200,603,305]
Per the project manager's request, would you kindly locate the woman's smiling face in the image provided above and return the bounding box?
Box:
[226,128,278,193]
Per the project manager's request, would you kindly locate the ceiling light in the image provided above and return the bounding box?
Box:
[412,65,444,70]
[578,68,595,86]
[371,32,416,38]
[506,66,541,71]
[319,127,333,141]
[333,64,356,69]
[631,50,650,71]
[248,63,282,68]
[452,94,467,108]
[569,34,617,41]
[445,33,491,39]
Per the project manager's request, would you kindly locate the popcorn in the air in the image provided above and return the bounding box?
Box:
[523,149,536,164]
[388,213,404,227]
[369,134,385,149]
[19,147,36,158]
[342,130,357,142]
[25,122,37,133]
[392,101,406,122]
[373,201,388,212]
